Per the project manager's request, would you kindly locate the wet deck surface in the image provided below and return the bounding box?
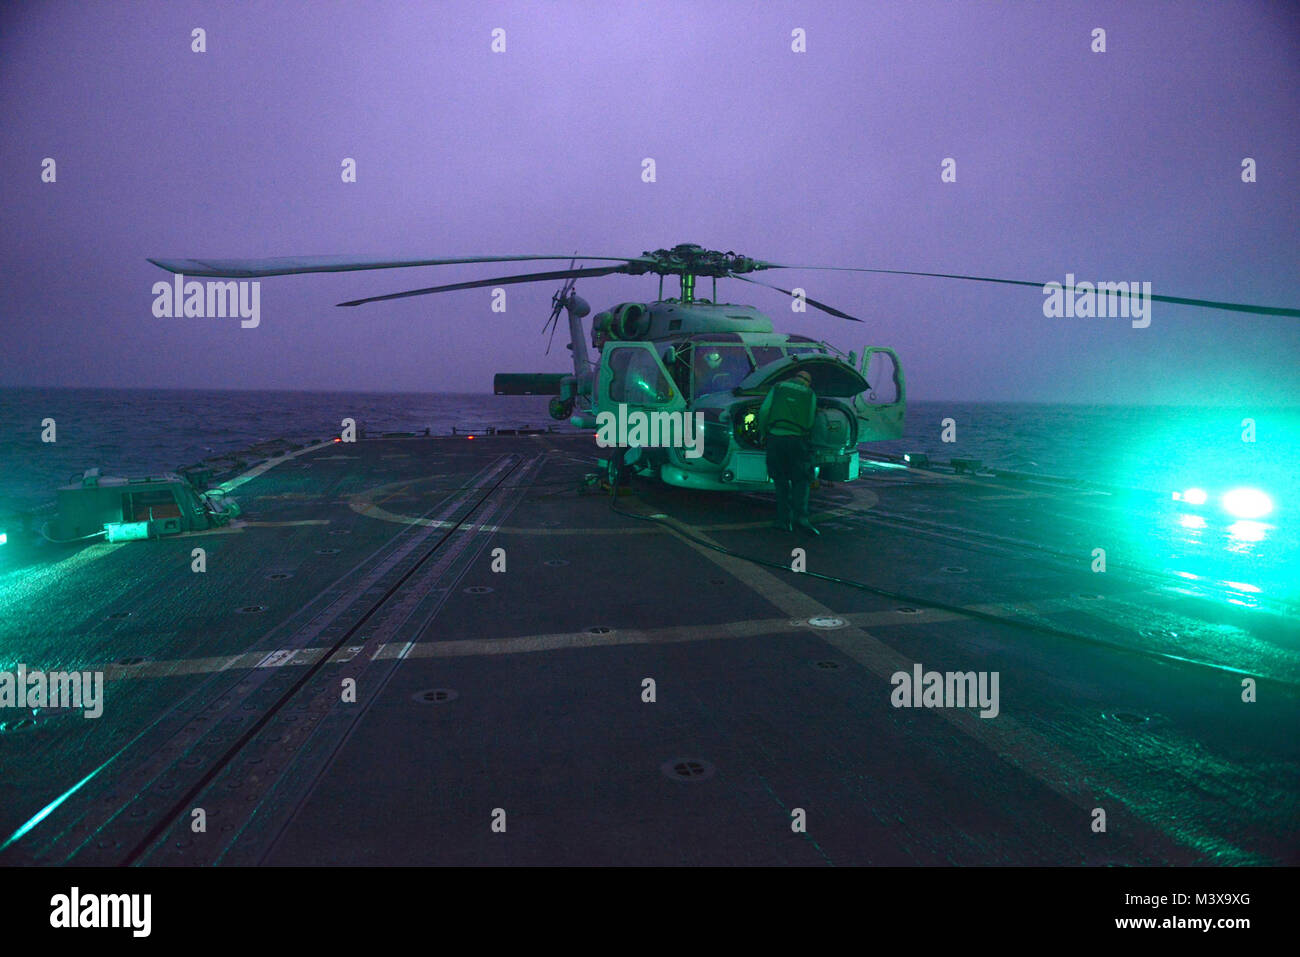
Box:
[1,434,1295,865]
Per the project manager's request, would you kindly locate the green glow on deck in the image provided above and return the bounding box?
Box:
[1,756,115,851]
[1222,488,1273,520]
[1227,520,1268,543]
[1223,581,1261,593]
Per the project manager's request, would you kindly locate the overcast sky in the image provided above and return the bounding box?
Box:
[1,0,1296,403]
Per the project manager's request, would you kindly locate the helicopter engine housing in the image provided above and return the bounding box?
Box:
[611,302,651,340]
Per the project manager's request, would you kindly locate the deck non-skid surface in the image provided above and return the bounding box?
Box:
[0,435,1294,865]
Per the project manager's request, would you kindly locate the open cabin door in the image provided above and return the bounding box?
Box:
[852,347,905,442]
[595,342,688,479]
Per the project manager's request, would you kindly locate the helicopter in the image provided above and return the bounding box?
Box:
[148,242,1298,493]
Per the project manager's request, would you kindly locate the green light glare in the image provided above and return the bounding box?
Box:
[1,756,115,851]
[1228,520,1268,543]
[0,543,118,625]
[105,522,150,543]
[1222,488,1273,519]
[1182,488,1208,505]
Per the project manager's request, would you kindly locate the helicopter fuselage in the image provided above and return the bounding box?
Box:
[546,299,905,492]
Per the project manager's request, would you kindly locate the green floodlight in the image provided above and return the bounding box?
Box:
[1222,488,1273,520]
[104,521,151,543]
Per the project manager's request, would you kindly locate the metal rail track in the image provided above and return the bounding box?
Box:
[7,452,538,865]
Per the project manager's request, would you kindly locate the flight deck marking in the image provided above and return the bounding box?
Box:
[255,650,296,668]
[214,439,333,494]
[179,519,331,538]
[238,520,331,527]
[175,525,245,538]
[87,598,1097,681]
[641,508,1210,865]
[348,474,877,534]
[162,442,341,536]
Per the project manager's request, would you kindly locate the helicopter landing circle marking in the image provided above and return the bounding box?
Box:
[348,474,878,534]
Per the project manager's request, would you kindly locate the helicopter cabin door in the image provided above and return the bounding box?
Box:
[596,342,688,463]
[852,347,906,442]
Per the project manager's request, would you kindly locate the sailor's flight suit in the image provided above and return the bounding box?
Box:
[757,375,818,533]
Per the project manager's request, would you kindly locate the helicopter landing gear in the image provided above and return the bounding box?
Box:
[607,448,629,487]
[549,397,575,420]
[601,447,646,495]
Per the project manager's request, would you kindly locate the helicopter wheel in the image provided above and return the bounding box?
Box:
[607,451,626,487]
[549,397,575,420]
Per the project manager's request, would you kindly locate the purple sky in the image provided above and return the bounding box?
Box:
[2,0,1297,403]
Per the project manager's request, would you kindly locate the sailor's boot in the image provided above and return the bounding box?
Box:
[793,479,818,536]
[773,479,793,531]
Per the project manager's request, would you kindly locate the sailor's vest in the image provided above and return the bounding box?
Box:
[764,382,816,436]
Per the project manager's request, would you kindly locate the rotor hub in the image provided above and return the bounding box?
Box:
[636,243,760,278]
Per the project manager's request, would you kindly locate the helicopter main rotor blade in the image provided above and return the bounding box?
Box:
[753,263,1299,318]
[148,254,649,279]
[732,275,862,322]
[337,264,628,307]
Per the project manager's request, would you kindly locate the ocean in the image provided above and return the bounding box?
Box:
[1,389,1295,601]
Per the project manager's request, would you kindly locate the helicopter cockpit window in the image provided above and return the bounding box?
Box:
[749,346,785,369]
[693,345,754,396]
[607,347,673,405]
[785,344,827,357]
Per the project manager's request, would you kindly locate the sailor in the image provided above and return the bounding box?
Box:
[696,348,742,394]
[758,368,819,535]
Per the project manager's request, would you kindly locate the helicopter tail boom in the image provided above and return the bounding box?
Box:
[492,373,566,396]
